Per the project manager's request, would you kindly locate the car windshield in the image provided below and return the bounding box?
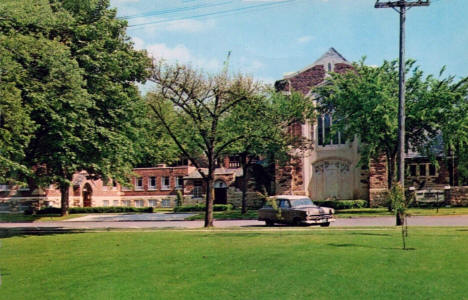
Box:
[290,198,315,207]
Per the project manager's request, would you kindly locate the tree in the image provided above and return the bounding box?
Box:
[0,0,151,215]
[410,71,468,185]
[149,61,260,227]
[314,59,432,189]
[221,90,314,214]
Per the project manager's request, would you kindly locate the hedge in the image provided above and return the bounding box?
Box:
[33,206,153,215]
[313,200,367,210]
[173,204,233,212]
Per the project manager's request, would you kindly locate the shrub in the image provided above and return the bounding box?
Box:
[35,207,62,215]
[173,204,233,212]
[313,200,367,210]
[69,206,153,214]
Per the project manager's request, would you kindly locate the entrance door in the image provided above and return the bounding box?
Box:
[311,160,352,200]
[82,183,93,207]
[214,180,228,204]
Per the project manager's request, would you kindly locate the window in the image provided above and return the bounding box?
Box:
[161,199,171,208]
[429,164,437,176]
[134,200,144,208]
[148,200,157,207]
[103,200,109,207]
[278,199,291,208]
[328,62,332,72]
[317,114,345,146]
[419,164,426,177]
[409,165,417,177]
[175,176,183,189]
[135,177,143,191]
[113,200,119,206]
[161,176,170,190]
[122,200,131,207]
[149,176,157,190]
[193,180,202,198]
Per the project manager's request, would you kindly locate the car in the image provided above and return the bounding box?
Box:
[258,195,335,226]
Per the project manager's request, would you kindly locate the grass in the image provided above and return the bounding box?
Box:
[0,213,86,223]
[185,207,468,220]
[185,209,258,220]
[337,207,468,218]
[0,227,467,299]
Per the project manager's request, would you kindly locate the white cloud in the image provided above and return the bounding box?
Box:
[297,35,314,43]
[164,19,215,33]
[131,36,145,50]
[145,43,222,72]
[112,0,140,4]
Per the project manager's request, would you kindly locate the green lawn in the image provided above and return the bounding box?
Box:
[186,207,468,220]
[0,213,86,222]
[1,228,467,299]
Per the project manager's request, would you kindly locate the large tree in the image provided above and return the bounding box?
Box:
[221,90,314,214]
[314,59,437,188]
[0,0,151,214]
[149,62,260,227]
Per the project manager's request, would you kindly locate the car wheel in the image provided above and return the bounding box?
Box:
[320,222,330,227]
[265,220,274,226]
[292,218,302,226]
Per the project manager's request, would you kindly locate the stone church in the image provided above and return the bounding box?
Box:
[274,48,368,201]
[273,48,462,206]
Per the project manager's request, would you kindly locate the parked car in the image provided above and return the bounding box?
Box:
[258,195,335,226]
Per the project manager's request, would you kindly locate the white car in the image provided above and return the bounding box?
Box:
[258,195,335,226]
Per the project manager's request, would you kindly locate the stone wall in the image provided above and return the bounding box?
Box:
[448,186,468,206]
[369,155,389,207]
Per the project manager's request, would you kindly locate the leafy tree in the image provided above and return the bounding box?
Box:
[315,59,437,189]
[0,0,151,215]
[149,61,260,227]
[410,71,468,185]
[221,90,314,214]
[0,47,35,182]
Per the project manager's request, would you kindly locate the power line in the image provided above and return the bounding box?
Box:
[374,0,430,194]
[128,0,299,29]
[119,1,234,20]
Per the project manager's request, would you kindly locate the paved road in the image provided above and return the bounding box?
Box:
[1,215,468,231]
[67,213,196,222]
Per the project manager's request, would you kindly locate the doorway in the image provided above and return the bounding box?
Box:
[214,180,228,204]
[82,183,93,207]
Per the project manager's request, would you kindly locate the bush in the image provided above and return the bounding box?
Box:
[173,204,233,212]
[313,200,367,210]
[35,207,62,215]
[69,206,153,214]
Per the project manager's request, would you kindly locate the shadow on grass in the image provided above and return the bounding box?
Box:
[0,227,86,238]
[327,243,415,251]
[350,232,391,237]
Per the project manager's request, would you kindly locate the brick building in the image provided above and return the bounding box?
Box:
[274,47,462,207]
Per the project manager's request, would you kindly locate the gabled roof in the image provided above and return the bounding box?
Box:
[283,47,348,79]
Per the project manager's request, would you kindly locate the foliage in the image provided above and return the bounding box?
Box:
[176,190,184,207]
[313,200,367,209]
[221,90,314,213]
[173,204,233,212]
[149,61,261,226]
[34,206,153,214]
[314,58,466,188]
[0,0,151,214]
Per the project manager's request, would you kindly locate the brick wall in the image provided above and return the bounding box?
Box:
[369,155,389,207]
[448,186,468,206]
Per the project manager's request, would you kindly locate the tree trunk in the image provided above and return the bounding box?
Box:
[240,153,248,214]
[60,183,70,216]
[204,175,214,227]
[396,210,404,226]
[387,153,397,212]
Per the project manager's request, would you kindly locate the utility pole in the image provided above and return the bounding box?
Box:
[375,0,430,189]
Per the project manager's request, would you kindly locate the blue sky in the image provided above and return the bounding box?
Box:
[110,0,467,84]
